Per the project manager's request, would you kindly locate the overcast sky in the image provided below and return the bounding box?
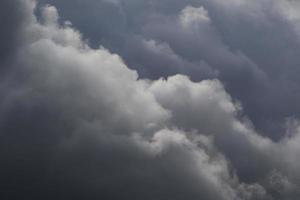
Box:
[1,0,300,199]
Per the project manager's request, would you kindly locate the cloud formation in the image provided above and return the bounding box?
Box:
[1,0,300,200]
[39,0,300,139]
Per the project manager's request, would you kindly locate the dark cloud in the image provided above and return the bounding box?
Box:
[1,0,300,200]
[0,0,25,71]
[37,0,300,140]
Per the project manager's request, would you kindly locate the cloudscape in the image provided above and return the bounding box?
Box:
[1,0,300,199]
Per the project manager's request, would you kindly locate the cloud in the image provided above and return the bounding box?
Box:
[37,0,300,139]
[0,1,239,199]
[1,0,300,200]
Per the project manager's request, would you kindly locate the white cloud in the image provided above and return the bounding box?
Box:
[180,6,211,28]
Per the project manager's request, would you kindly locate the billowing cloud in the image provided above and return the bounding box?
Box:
[38,0,300,139]
[1,0,300,200]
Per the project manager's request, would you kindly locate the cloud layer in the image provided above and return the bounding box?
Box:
[1,0,300,200]
[38,0,300,139]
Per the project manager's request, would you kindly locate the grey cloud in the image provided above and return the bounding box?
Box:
[2,0,300,200]
[0,2,249,200]
[38,0,300,139]
[0,0,29,72]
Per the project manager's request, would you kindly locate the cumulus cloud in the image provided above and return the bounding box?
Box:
[1,0,300,200]
[38,0,300,139]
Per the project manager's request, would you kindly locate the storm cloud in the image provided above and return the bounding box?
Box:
[37,0,300,139]
[1,0,300,200]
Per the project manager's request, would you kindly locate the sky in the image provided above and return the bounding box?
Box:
[1,0,300,199]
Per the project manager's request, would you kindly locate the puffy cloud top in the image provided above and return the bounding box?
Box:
[1,0,300,200]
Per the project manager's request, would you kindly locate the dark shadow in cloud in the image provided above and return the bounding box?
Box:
[0,0,24,70]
